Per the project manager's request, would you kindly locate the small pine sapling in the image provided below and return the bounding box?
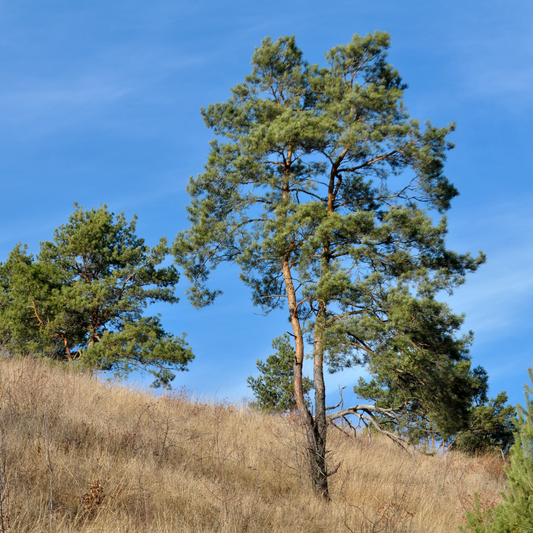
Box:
[461,365,533,532]
[247,334,313,412]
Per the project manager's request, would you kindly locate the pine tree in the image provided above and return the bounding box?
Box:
[461,366,533,532]
[452,392,516,455]
[0,204,193,387]
[174,33,484,497]
[247,334,313,412]
[355,361,515,454]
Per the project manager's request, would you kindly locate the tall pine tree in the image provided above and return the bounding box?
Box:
[174,33,484,497]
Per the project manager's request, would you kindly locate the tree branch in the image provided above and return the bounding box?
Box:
[327,403,410,451]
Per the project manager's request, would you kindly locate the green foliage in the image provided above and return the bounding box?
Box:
[461,366,533,533]
[0,204,193,387]
[453,392,516,455]
[247,334,313,412]
[351,298,490,445]
[355,356,516,453]
[175,33,481,309]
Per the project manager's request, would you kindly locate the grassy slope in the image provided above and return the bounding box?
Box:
[0,357,506,532]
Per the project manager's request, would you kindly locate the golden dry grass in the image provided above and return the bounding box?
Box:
[0,356,506,532]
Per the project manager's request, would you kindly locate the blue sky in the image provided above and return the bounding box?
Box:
[1,0,531,407]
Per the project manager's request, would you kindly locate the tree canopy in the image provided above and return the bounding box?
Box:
[0,204,193,387]
[355,361,515,454]
[174,32,485,497]
[452,392,516,455]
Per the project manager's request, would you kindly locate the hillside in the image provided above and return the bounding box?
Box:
[0,357,506,532]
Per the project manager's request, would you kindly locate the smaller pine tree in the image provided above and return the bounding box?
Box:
[461,366,533,533]
[453,391,516,455]
[247,334,313,412]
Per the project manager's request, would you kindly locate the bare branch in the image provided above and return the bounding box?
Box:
[327,403,411,452]
[326,386,346,411]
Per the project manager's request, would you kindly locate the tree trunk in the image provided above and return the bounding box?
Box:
[280,151,330,499]
[307,178,337,498]
[282,258,330,499]
[311,301,329,498]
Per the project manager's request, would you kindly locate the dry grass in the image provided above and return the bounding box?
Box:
[0,356,506,532]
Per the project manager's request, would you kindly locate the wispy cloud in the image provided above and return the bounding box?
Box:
[0,40,207,138]
[451,17,533,110]
[445,199,533,343]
